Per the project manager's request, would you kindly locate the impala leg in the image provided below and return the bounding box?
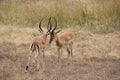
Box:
[35,54,40,71]
[35,44,40,71]
[58,48,61,60]
[60,48,63,58]
[66,47,71,58]
[25,50,33,73]
[70,42,73,57]
[42,47,45,58]
[71,47,73,57]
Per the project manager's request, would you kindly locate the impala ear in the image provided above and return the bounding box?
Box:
[55,30,61,34]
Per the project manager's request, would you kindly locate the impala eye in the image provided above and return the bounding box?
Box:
[47,32,49,35]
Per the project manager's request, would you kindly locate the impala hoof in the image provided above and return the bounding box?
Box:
[25,70,27,73]
[25,65,29,73]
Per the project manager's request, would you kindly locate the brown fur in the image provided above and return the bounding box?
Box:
[49,30,77,59]
[25,33,48,73]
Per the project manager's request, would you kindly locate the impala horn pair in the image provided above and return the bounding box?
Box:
[38,17,57,34]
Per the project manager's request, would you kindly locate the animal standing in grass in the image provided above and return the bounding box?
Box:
[48,18,77,59]
[25,18,52,72]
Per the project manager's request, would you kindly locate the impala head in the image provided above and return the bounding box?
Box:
[48,18,61,44]
[38,17,52,37]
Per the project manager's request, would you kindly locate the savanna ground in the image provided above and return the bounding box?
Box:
[0,26,120,80]
[0,0,120,80]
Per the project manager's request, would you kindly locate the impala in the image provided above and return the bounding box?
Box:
[25,18,52,72]
[48,18,77,59]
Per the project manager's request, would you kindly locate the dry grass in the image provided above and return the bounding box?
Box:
[0,25,120,80]
[0,25,120,58]
[0,25,39,45]
[0,0,120,31]
[0,0,120,79]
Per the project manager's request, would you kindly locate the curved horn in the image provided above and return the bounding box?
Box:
[39,18,43,33]
[47,17,52,32]
[52,17,57,33]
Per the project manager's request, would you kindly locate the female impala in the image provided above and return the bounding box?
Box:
[48,18,77,59]
[25,18,52,72]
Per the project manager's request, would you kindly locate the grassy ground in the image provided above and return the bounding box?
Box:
[0,26,120,80]
[0,0,120,80]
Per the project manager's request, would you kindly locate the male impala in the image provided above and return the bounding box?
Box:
[48,18,77,59]
[25,18,51,72]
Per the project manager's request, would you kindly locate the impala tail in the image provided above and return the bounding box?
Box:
[30,43,39,51]
[30,43,40,57]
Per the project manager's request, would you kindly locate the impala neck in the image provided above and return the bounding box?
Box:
[55,35,62,47]
[42,33,47,41]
